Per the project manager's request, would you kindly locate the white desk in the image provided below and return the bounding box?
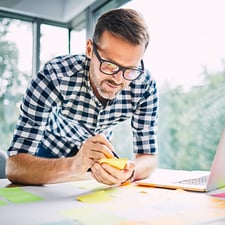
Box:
[0,178,225,225]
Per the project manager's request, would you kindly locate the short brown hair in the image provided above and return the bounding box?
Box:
[93,8,149,50]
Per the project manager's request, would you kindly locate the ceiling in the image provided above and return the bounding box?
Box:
[0,0,97,23]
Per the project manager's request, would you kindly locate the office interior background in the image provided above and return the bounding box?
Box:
[0,0,225,171]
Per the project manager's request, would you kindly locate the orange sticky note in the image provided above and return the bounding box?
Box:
[99,158,128,169]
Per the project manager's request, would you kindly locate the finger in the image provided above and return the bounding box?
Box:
[91,134,114,151]
[91,163,120,185]
[101,162,133,184]
[84,143,112,161]
[88,135,115,159]
[80,138,108,159]
[124,160,135,170]
[101,161,135,183]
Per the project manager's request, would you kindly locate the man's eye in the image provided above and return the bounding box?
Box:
[102,62,118,72]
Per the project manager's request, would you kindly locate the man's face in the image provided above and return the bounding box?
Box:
[86,31,145,102]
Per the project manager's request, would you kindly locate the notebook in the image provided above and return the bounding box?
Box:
[136,127,225,192]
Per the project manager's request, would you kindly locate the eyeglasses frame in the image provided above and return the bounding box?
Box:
[92,42,145,81]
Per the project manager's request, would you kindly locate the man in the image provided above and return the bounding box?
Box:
[6,8,158,185]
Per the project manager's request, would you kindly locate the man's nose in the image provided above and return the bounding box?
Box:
[112,70,124,83]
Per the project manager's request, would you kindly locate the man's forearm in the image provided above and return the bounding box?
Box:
[6,153,88,185]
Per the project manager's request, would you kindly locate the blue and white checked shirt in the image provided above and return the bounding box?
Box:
[8,54,158,157]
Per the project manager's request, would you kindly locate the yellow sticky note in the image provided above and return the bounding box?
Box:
[76,190,111,203]
[61,206,127,225]
[99,158,128,170]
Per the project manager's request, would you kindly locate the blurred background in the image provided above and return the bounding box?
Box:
[0,0,225,170]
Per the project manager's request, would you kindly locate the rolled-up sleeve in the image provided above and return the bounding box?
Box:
[132,78,158,154]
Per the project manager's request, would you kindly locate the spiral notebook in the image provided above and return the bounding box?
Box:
[136,127,225,192]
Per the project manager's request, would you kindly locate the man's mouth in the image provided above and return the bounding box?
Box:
[105,80,122,89]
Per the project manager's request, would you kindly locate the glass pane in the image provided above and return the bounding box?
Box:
[0,18,32,151]
[70,29,86,54]
[113,0,225,170]
[40,24,69,68]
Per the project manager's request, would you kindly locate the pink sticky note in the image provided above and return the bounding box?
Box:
[211,192,225,198]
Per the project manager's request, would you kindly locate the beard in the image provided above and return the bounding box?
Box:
[90,66,124,100]
[97,80,122,100]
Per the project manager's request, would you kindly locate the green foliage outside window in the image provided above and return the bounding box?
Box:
[158,71,225,170]
[0,18,30,151]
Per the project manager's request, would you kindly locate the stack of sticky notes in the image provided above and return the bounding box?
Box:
[99,158,128,169]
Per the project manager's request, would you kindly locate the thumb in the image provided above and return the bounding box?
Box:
[124,160,135,170]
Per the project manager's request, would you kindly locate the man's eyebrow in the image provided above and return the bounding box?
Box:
[97,48,140,68]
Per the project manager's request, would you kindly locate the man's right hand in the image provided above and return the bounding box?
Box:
[75,134,116,173]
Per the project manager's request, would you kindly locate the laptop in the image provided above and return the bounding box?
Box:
[136,127,225,192]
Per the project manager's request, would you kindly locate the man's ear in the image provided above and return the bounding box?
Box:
[86,39,93,59]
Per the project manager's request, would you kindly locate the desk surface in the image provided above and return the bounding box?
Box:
[0,175,225,225]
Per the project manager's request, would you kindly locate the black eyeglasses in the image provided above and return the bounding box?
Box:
[92,42,144,81]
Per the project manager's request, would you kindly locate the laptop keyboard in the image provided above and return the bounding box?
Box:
[175,175,209,185]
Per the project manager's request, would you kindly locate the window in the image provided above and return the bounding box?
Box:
[116,0,225,170]
[0,18,32,151]
[70,11,87,54]
[40,24,69,68]
[70,29,86,54]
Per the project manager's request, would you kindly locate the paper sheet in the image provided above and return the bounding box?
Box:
[72,179,110,190]
[37,221,78,225]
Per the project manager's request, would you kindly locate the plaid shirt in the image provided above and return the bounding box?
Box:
[8,54,158,157]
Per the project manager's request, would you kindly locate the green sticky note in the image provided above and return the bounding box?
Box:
[0,199,7,206]
[0,187,43,204]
